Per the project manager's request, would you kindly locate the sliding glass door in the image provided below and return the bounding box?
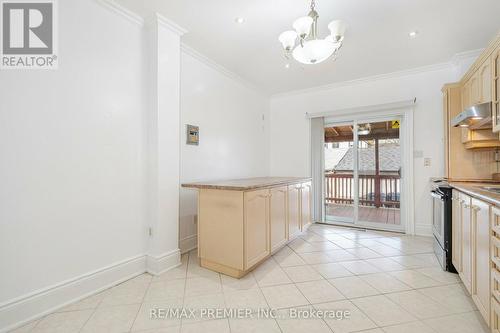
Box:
[324,122,355,224]
[324,117,403,232]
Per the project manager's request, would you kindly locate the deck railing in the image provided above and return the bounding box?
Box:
[325,173,400,208]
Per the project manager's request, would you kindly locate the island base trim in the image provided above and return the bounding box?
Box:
[200,258,247,278]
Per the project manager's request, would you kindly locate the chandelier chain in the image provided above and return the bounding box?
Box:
[310,0,316,11]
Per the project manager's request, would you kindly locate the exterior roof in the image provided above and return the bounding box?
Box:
[334,145,400,173]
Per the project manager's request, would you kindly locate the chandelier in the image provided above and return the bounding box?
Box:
[278,0,346,65]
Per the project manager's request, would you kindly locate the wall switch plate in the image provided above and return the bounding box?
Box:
[424,158,431,167]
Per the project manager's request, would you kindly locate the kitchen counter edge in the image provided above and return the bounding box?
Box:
[182,177,312,191]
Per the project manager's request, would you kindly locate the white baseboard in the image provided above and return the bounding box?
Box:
[146,249,181,276]
[415,223,433,237]
[180,234,197,254]
[0,255,147,333]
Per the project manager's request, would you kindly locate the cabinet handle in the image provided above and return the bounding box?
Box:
[258,194,270,199]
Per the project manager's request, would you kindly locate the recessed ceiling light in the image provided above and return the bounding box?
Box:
[408,30,418,38]
[234,17,245,24]
[284,63,291,69]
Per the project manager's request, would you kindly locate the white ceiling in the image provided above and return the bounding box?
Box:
[116,0,500,94]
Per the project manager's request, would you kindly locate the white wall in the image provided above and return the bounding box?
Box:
[0,0,148,329]
[179,50,269,252]
[269,65,459,235]
[145,16,183,274]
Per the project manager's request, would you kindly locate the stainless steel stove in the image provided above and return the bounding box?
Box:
[430,179,456,272]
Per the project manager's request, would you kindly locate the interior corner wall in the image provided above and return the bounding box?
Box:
[178,52,270,253]
[269,67,456,236]
[145,17,182,274]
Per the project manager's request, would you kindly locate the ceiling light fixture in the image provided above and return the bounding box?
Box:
[358,124,371,136]
[235,17,245,24]
[408,30,418,38]
[279,0,346,65]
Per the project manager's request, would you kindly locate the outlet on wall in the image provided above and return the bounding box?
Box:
[424,158,431,167]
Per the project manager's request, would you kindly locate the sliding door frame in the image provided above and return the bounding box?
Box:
[314,102,415,235]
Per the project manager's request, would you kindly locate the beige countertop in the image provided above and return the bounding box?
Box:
[182,177,311,191]
[449,181,500,206]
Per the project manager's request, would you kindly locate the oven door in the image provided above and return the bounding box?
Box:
[431,190,445,249]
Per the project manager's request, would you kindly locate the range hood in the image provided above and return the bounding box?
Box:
[451,102,492,130]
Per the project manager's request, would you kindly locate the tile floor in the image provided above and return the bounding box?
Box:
[11,224,490,333]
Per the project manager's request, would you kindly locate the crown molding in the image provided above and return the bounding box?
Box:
[155,13,187,36]
[180,43,267,97]
[450,49,484,67]
[94,0,144,26]
[271,61,453,99]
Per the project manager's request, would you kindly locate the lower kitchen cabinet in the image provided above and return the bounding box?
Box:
[288,184,301,239]
[492,296,500,333]
[460,192,473,293]
[270,186,288,252]
[452,189,494,328]
[491,206,500,331]
[300,181,312,230]
[244,189,270,269]
[471,198,491,323]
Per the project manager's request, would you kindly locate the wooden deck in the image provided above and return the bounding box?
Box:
[326,203,401,225]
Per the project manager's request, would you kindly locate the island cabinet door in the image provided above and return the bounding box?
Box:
[452,190,462,272]
[301,182,312,230]
[492,206,500,333]
[460,192,473,294]
[471,198,491,324]
[270,186,288,253]
[244,189,270,269]
[288,184,301,239]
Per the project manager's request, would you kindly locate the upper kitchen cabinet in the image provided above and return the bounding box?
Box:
[469,71,481,106]
[462,79,471,110]
[444,33,500,168]
[462,56,491,109]
[479,56,492,104]
[493,47,500,132]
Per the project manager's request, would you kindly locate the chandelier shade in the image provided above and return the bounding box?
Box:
[279,31,298,51]
[279,0,346,66]
[292,39,336,65]
[328,20,347,42]
[292,16,313,38]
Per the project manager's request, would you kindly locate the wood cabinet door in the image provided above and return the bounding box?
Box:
[452,190,462,272]
[493,48,500,133]
[470,72,481,105]
[288,185,301,239]
[270,186,288,253]
[491,207,500,312]
[471,198,491,323]
[244,189,270,269]
[460,192,473,293]
[300,182,312,230]
[479,57,492,103]
[462,80,471,109]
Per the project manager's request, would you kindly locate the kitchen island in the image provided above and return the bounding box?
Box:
[182,177,312,278]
